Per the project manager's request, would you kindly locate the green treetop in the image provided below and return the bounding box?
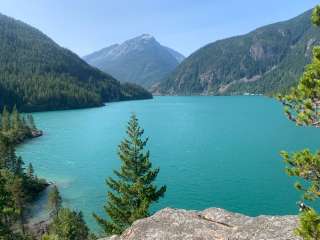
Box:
[94,113,166,235]
[0,134,23,174]
[1,107,10,133]
[48,185,62,217]
[11,106,22,131]
[295,208,320,240]
[10,176,26,234]
[0,172,16,239]
[26,114,36,131]
[44,208,89,240]
[26,163,34,179]
[281,150,320,201]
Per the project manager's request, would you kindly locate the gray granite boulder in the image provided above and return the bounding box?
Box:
[100,207,300,240]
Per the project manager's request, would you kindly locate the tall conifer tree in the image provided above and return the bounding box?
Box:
[27,163,34,179]
[11,105,21,131]
[94,114,166,235]
[0,172,15,239]
[10,176,26,234]
[43,208,90,240]
[26,114,36,131]
[1,107,10,133]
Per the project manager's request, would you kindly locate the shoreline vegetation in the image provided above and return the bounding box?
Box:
[0,106,49,239]
[0,106,43,145]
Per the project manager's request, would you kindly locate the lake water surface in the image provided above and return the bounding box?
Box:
[17,96,320,231]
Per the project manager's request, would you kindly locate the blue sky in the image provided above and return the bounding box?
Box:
[1,0,319,57]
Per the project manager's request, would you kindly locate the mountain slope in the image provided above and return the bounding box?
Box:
[163,46,185,63]
[84,34,185,88]
[0,13,151,112]
[156,9,319,95]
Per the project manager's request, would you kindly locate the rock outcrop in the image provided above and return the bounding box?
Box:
[100,208,299,240]
[26,218,51,238]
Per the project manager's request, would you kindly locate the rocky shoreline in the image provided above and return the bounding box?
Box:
[30,130,43,138]
[13,129,43,145]
[25,184,53,239]
[100,208,300,240]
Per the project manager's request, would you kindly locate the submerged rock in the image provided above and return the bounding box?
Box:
[100,208,300,240]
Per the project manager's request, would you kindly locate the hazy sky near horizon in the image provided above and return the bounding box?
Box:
[1,0,319,57]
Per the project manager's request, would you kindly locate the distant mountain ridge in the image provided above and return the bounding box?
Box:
[155,9,319,96]
[84,34,185,88]
[0,13,151,112]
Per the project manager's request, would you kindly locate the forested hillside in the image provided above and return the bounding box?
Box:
[0,13,151,112]
[156,9,320,95]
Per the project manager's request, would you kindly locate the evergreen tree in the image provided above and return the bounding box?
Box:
[1,106,10,133]
[14,156,24,176]
[26,163,34,179]
[11,105,25,141]
[46,208,89,240]
[0,134,9,169]
[93,114,166,235]
[12,105,22,131]
[0,172,16,239]
[0,106,40,144]
[295,208,320,240]
[0,133,24,175]
[26,115,36,131]
[10,177,26,234]
[0,134,17,172]
[279,5,320,239]
[48,185,62,217]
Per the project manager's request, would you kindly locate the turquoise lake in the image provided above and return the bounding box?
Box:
[17,96,320,231]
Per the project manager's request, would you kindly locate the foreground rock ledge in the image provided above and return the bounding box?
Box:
[100,208,300,240]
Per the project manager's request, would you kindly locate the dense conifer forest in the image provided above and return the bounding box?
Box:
[0,13,152,112]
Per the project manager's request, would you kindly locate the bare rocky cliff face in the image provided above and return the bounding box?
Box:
[99,208,300,240]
